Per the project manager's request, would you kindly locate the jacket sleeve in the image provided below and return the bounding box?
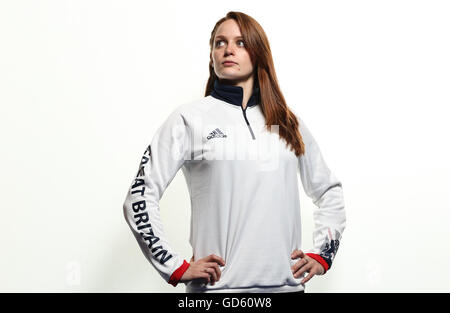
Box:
[297,116,346,273]
[122,107,191,287]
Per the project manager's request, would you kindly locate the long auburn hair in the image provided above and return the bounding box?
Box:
[205,11,305,157]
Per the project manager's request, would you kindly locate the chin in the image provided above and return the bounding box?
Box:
[219,73,242,80]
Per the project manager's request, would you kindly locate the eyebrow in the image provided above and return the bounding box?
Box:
[215,35,244,40]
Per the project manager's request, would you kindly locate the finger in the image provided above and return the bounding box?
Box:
[205,267,218,285]
[291,249,305,259]
[294,262,313,278]
[291,257,309,273]
[207,254,226,266]
[205,261,223,267]
[205,263,221,282]
[301,269,316,284]
[212,263,221,281]
[205,267,217,283]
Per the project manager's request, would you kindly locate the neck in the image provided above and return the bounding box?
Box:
[219,75,254,109]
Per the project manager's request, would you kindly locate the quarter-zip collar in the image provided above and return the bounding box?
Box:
[210,79,260,108]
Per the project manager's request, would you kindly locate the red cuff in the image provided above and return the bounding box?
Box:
[168,260,190,287]
[306,253,329,273]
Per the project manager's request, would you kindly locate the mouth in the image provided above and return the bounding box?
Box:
[222,61,237,65]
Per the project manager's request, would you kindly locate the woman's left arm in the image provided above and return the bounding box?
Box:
[295,116,346,280]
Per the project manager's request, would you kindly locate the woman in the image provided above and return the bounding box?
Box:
[123,11,346,293]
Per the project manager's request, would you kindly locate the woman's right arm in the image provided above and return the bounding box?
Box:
[122,107,225,287]
[122,107,192,287]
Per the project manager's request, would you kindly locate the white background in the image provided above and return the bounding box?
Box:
[1,0,449,292]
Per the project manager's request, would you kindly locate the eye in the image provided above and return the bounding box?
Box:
[215,39,245,48]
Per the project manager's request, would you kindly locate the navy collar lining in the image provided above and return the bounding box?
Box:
[210,79,260,108]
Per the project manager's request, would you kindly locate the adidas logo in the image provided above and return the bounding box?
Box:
[206,128,227,140]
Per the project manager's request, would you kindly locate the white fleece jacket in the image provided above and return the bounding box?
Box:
[122,89,346,293]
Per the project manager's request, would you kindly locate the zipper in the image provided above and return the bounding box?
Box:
[241,104,256,140]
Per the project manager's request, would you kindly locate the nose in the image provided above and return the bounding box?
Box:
[225,43,235,56]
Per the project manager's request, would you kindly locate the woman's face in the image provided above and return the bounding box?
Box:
[211,19,254,82]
